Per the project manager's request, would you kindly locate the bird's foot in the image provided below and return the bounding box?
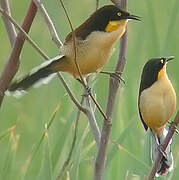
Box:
[76,78,92,97]
[157,145,167,159]
[100,71,125,84]
[83,85,91,97]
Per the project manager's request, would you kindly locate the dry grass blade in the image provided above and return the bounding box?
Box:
[21,101,61,178]
[1,129,19,180]
[0,125,16,141]
[33,100,61,158]
[37,130,53,180]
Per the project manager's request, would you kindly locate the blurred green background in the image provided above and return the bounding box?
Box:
[0,0,179,179]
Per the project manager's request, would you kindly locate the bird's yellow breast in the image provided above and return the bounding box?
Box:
[139,71,176,135]
[60,21,127,78]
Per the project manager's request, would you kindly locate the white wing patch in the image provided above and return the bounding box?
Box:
[5,73,57,98]
[5,89,27,98]
[5,55,64,98]
[33,73,57,88]
[29,55,64,75]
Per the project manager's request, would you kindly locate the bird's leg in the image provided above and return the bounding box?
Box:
[151,130,167,159]
[157,144,167,159]
[99,71,125,84]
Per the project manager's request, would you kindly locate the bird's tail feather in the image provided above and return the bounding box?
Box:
[6,55,65,97]
[150,128,173,176]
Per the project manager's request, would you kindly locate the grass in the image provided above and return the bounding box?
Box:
[0,0,179,179]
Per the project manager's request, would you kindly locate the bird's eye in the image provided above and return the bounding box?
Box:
[160,59,164,64]
[117,12,121,16]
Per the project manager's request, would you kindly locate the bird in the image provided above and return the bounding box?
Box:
[138,57,176,176]
[6,5,140,96]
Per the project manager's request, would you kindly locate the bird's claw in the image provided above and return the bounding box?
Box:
[82,85,91,97]
[100,71,125,84]
[157,145,167,159]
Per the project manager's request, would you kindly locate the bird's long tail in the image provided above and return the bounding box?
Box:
[150,128,173,176]
[6,55,66,97]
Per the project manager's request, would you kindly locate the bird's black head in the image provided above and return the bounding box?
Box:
[66,5,140,41]
[90,5,140,32]
[93,5,140,22]
[139,57,174,92]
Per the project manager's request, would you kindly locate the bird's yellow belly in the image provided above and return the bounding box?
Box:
[140,95,170,128]
[61,38,114,78]
[62,46,112,78]
[139,78,176,133]
[75,46,112,77]
[60,27,126,78]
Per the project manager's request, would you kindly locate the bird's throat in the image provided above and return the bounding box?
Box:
[105,21,120,32]
[158,65,166,80]
[105,20,127,32]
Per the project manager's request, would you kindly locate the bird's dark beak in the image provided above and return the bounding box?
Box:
[165,56,175,62]
[125,14,141,21]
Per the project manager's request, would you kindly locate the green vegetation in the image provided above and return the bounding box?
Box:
[0,0,179,179]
